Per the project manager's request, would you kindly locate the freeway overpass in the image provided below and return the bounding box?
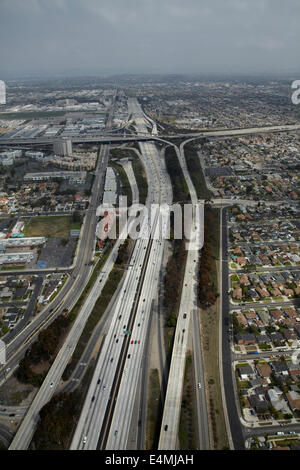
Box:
[0,124,299,148]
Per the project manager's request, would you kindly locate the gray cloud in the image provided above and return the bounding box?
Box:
[0,0,299,76]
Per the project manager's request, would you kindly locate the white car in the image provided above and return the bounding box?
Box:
[83,436,87,444]
[198,382,201,389]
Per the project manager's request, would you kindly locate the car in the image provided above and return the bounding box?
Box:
[183,313,187,319]
[182,329,185,333]
[97,379,101,385]
[137,323,140,327]
[198,382,201,389]
[110,358,113,362]
[134,340,137,344]
[164,425,168,431]
[116,338,119,343]
[83,436,87,444]
[114,430,118,436]
[103,385,106,390]
[185,283,187,286]
[9,413,15,417]
[131,340,134,344]
[128,354,131,359]
[91,396,95,402]
[50,382,54,388]
[138,340,140,344]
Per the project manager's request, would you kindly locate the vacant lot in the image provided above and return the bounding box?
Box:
[23,216,72,238]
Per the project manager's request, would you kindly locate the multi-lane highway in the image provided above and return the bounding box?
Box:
[71,98,172,450]
[0,123,300,148]
[158,139,209,449]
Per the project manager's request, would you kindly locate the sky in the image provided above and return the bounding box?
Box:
[0,0,299,78]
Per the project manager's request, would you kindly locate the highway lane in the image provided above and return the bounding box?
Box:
[70,215,154,450]
[220,208,245,449]
[158,139,209,449]
[8,219,128,449]
[0,142,111,390]
[119,159,139,205]
[104,101,172,449]
[71,99,172,450]
[191,308,211,449]
[106,236,164,449]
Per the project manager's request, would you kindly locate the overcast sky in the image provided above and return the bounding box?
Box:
[0,0,299,77]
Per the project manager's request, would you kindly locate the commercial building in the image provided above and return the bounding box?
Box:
[53,139,72,156]
[24,171,86,184]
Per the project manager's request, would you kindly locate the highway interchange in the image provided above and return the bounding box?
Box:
[0,96,299,450]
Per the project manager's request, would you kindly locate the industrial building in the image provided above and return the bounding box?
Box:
[53,139,73,156]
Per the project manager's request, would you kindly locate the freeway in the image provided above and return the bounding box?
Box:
[8,217,130,449]
[158,138,209,449]
[0,124,299,148]
[71,98,172,450]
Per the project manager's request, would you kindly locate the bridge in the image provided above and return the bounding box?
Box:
[0,124,299,148]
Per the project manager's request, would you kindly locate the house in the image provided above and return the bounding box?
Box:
[255,334,272,345]
[286,391,300,411]
[267,388,291,414]
[235,333,256,345]
[256,363,272,378]
[240,274,250,285]
[270,332,285,347]
[248,288,259,300]
[288,363,300,376]
[236,257,247,267]
[236,313,247,326]
[233,287,243,300]
[282,329,298,341]
[238,365,256,380]
[248,394,269,413]
[270,361,289,376]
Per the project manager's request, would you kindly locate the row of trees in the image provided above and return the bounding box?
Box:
[164,239,187,327]
[32,391,81,450]
[15,315,71,387]
[198,206,219,307]
[165,146,190,203]
[115,239,129,265]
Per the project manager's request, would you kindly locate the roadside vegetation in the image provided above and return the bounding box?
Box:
[184,141,213,200]
[14,239,115,387]
[178,351,197,449]
[15,314,72,387]
[198,205,220,307]
[164,146,190,203]
[146,368,163,450]
[110,162,132,207]
[198,205,229,449]
[32,390,81,450]
[62,239,132,380]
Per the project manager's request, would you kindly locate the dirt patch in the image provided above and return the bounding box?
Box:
[0,375,35,406]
